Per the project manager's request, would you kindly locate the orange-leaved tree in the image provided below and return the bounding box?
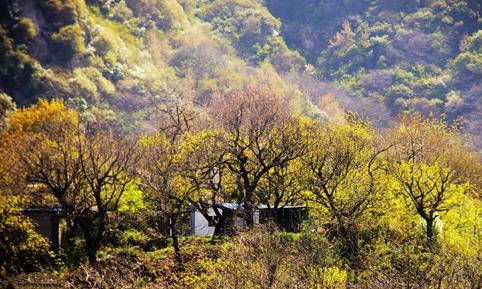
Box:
[5,99,138,264]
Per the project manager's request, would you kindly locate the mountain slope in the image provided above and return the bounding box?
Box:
[266,0,481,145]
[0,0,480,147]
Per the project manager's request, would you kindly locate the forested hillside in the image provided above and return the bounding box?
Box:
[0,1,481,288]
[266,0,481,146]
[1,0,480,140]
[0,0,311,127]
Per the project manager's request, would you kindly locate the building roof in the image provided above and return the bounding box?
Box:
[22,205,64,215]
[221,203,306,210]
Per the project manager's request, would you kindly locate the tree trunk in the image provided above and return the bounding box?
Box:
[244,185,255,227]
[76,212,107,265]
[338,222,360,269]
[213,214,228,236]
[86,244,98,265]
[244,203,254,227]
[172,231,180,254]
[79,218,99,265]
[426,217,435,248]
[273,208,282,231]
[169,217,182,266]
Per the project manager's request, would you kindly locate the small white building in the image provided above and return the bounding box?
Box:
[191,204,248,236]
[191,207,217,236]
[191,203,308,236]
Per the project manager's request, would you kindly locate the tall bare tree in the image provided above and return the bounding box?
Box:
[138,131,194,259]
[177,129,239,236]
[211,87,306,226]
[139,97,198,259]
[76,120,139,263]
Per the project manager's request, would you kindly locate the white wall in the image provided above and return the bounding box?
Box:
[191,208,216,236]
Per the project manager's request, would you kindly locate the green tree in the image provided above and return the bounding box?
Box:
[0,92,15,130]
[301,121,387,268]
[386,115,480,248]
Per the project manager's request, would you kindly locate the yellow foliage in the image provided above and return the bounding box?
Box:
[0,99,79,196]
[0,195,50,277]
[8,98,78,134]
[18,17,38,39]
[441,194,482,257]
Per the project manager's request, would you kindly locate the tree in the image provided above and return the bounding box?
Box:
[256,158,306,228]
[177,130,235,236]
[0,195,50,277]
[211,87,306,227]
[138,98,198,259]
[3,99,80,201]
[74,120,139,263]
[301,121,387,267]
[138,132,193,260]
[386,115,480,248]
[0,92,15,130]
[0,94,20,198]
[9,99,138,264]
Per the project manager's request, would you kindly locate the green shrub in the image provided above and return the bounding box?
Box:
[51,23,85,60]
[39,0,86,26]
[111,1,134,22]
[122,229,150,247]
[0,93,16,129]
[16,17,38,40]
[71,67,115,102]
[0,196,51,277]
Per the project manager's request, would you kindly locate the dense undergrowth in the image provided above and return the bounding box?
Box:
[4,226,482,289]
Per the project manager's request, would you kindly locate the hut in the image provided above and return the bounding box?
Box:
[23,205,63,252]
[191,203,308,236]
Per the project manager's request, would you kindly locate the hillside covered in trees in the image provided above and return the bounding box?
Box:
[1,0,480,139]
[267,0,481,145]
[0,0,481,288]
